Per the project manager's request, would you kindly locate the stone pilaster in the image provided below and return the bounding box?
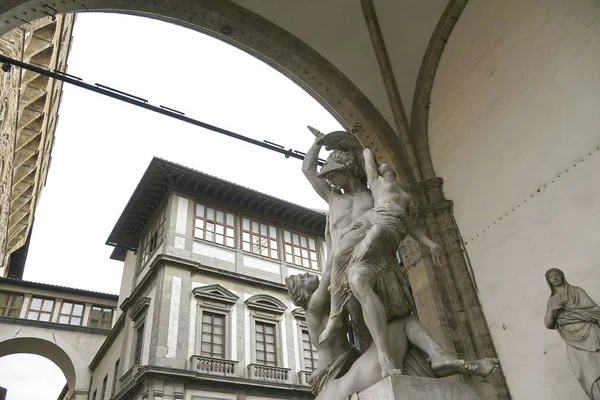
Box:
[399,178,510,399]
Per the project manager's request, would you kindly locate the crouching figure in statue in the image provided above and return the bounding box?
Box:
[289,128,500,399]
[545,268,600,399]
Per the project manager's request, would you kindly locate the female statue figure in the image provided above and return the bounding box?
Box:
[545,268,600,399]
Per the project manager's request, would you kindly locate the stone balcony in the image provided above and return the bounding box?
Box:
[189,355,238,376]
[247,363,291,383]
[297,370,313,386]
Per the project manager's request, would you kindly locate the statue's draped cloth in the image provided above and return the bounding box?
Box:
[547,284,600,398]
[329,203,415,320]
[307,203,436,395]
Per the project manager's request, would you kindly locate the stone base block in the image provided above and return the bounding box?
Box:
[350,375,497,400]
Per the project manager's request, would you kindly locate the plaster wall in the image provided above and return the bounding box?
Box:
[117,249,138,319]
[428,0,600,399]
[89,333,123,399]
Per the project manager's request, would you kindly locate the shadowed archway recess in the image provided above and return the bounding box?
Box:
[0,0,417,183]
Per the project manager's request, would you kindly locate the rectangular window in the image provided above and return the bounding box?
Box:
[0,292,23,317]
[200,312,225,358]
[194,203,235,248]
[58,301,84,325]
[111,359,119,396]
[88,306,113,329]
[302,329,318,372]
[26,297,54,322]
[283,230,320,270]
[134,322,145,365]
[241,217,278,259]
[100,375,107,400]
[255,321,277,366]
[140,207,166,266]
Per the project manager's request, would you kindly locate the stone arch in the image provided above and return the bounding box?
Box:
[0,337,76,394]
[0,326,93,399]
[410,0,469,180]
[0,0,413,182]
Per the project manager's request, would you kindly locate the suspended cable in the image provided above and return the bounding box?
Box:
[0,55,324,166]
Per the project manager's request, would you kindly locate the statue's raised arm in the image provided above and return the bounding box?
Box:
[301,126,332,203]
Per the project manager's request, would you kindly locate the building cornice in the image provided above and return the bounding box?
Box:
[106,157,327,260]
[113,365,311,400]
[0,277,118,301]
[120,254,289,315]
[0,315,111,336]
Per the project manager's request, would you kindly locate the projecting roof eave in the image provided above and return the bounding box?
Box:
[106,157,327,261]
[0,277,118,300]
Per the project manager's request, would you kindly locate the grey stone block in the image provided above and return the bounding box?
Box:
[350,376,497,400]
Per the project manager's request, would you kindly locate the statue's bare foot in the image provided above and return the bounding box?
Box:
[431,353,500,378]
[380,356,402,378]
[463,358,501,377]
[318,316,343,344]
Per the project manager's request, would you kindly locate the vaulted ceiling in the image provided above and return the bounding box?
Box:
[0,0,468,182]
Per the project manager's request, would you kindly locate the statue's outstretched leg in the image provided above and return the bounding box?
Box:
[404,317,500,377]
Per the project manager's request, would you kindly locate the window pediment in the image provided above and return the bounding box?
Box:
[245,294,287,314]
[292,307,306,320]
[193,284,239,305]
[131,297,151,321]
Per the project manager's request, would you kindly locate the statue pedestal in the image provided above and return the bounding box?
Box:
[350,376,497,400]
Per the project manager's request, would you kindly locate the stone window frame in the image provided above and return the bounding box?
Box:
[0,291,24,317]
[100,374,108,400]
[245,294,287,366]
[292,308,318,372]
[26,296,55,322]
[87,305,114,329]
[57,301,85,326]
[137,205,167,272]
[282,229,321,271]
[192,284,239,360]
[111,359,119,397]
[240,216,279,261]
[193,202,236,249]
[129,297,151,367]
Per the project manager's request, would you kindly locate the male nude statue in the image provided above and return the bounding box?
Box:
[298,129,500,393]
[305,130,443,377]
[318,147,443,354]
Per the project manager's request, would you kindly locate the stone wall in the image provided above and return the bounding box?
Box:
[429,0,600,399]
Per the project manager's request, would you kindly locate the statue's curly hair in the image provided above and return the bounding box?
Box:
[285,275,311,309]
[321,150,367,185]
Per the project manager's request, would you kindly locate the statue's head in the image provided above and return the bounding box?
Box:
[318,150,367,189]
[545,268,566,295]
[285,272,320,309]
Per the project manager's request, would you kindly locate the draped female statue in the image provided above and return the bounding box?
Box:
[545,268,600,399]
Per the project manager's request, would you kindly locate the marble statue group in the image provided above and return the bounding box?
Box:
[285,129,500,399]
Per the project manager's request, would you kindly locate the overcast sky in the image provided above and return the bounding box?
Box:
[0,13,341,399]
